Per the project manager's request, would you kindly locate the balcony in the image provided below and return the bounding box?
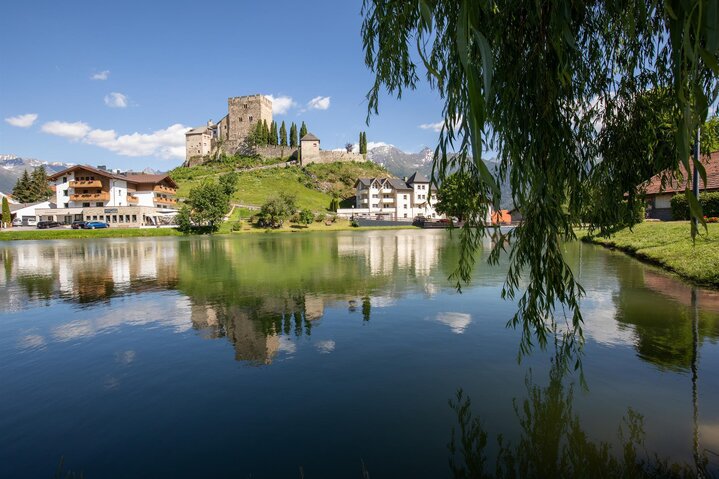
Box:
[70,180,102,188]
[127,195,139,204]
[153,185,177,195]
[154,196,177,205]
[70,192,110,201]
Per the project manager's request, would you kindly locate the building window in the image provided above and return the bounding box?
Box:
[112,215,117,223]
[96,202,103,207]
[403,194,408,199]
[131,215,137,222]
[63,190,68,197]
[249,115,253,122]
[62,177,67,183]
[92,215,98,220]
[404,213,408,218]
[64,203,69,208]
[125,215,131,223]
[83,202,90,207]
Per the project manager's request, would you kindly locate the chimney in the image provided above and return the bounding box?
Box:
[98,165,106,171]
[207,119,214,127]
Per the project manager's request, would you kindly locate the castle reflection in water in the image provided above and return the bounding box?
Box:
[0,232,456,365]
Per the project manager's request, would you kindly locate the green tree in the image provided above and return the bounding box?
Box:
[12,170,31,203]
[259,192,297,227]
[361,0,719,355]
[299,121,308,139]
[185,179,233,231]
[290,123,298,147]
[29,165,52,202]
[218,171,239,197]
[262,120,270,146]
[1,196,11,228]
[298,208,314,225]
[279,121,288,146]
[269,121,278,146]
[435,172,482,222]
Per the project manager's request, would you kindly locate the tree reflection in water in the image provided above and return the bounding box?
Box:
[448,353,709,478]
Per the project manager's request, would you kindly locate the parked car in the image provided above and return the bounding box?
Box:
[37,221,61,229]
[71,221,88,229]
[84,221,110,229]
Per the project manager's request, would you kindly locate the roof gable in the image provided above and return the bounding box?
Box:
[643,150,719,195]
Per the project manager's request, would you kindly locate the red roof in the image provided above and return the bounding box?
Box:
[48,164,176,188]
[643,150,719,196]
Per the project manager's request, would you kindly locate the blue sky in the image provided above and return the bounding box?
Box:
[0,0,446,170]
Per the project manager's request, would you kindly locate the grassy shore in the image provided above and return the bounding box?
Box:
[1,220,419,241]
[0,227,183,241]
[580,222,719,287]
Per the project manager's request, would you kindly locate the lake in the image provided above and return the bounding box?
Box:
[1,230,718,477]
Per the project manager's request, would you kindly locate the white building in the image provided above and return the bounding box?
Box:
[10,201,52,226]
[337,172,442,220]
[35,165,179,227]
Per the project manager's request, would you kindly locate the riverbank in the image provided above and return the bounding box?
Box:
[0,220,419,241]
[580,222,719,288]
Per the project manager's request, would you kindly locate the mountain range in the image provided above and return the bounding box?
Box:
[366,145,514,209]
[0,155,74,194]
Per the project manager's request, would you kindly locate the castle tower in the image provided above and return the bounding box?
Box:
[227,94,273,145]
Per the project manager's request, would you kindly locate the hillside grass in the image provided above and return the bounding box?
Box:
[580,222,719,287]
[173,159,392,212]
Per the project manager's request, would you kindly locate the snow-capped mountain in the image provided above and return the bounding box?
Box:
[0,155,74,193]
[367,146,514,209]
[366,145,435,179]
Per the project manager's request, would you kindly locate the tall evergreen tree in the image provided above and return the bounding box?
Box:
[299,121,308,139]
[262,120,270,146]
[12,170,31,203]
[29,165,51,201]
[279,121,288,146]
[270,121,278,146]
[1,196,11,228]
[268,121,275,146]
[289,123,298,147]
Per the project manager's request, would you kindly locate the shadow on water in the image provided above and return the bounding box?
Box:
[448,350,714,478]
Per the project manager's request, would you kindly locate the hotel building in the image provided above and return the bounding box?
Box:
[36,165,179,227]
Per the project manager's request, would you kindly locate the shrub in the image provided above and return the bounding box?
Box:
[231,221,242,232]
[314,213,326,223]
[671,192,719,220]
[670,195,690,220]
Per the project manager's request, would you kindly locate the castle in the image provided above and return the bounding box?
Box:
[185,94,364,167]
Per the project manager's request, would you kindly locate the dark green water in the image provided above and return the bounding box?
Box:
[0,230,717,477]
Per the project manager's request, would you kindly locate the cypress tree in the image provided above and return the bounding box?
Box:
[1,196,11,228]
[262,120,270,146]
[268,121,275,146]
[290,123,298,147]
[270,121,278,146]
[279,121,287,146]
[299,121,308,139]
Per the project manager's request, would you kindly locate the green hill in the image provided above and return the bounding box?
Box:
[170,157,392,212]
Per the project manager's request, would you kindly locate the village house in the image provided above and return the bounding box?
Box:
[35,165,179,227]
[642,150,719,220]
[337,172,443,221]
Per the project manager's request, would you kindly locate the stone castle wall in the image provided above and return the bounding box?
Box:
[302,151,365,165]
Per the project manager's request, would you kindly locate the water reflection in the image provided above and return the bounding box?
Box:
[448,353,706,477]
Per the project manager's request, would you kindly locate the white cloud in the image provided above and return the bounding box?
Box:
[315,340,336,354]
[5,113,38,128]
[41,120,92,140]
[266,94,296,115]
[307,96,331,110]
[419,120,444,132]
[104,92,129,108]
[91,70,110,80]
[42,120,190,159]
[434,312,472,334]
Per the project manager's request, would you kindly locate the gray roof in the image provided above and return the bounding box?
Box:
[300,133,320,142]
[407,172,430,184]
[185,125,212,135]
[9,201,47,212]
[355,178,373,187]
[386,178,413,190]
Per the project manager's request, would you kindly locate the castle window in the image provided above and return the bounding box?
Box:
[244,104,248,108]
[249,116,253,122]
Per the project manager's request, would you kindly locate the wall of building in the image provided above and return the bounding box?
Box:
[36,206,170,228]
[227,95,273,146]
